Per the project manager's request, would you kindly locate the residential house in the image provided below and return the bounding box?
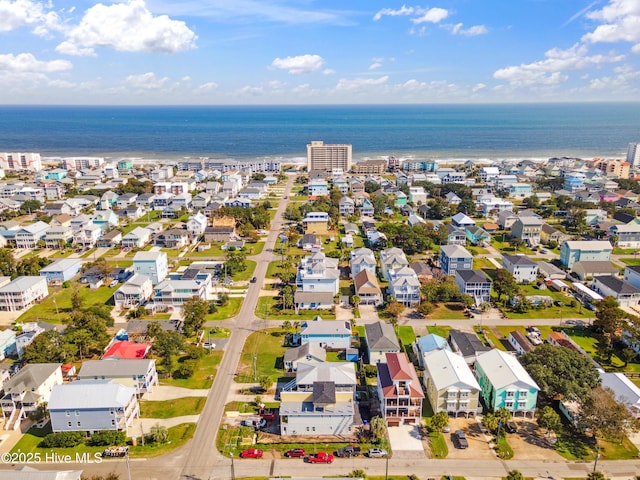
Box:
[302,212,330,235]
[479,197,514,216]
[508,183,533,198]
[78,359,158,395]
[152,279,207,306]
[508,331,535,355]
[465,225,490,246]
[102,341,151,360]
[205,216,236,243]
[44,226,73,249]
[300,233,320,252]
[365,321,401,364]
[300,317,352,350]
[339,196,355,216]
[354,269,383,306]
[572,261,619,281]
[15,221,49,249]
[350,247,377,278]
[379,247,409,281]
[0,277,48,312]
[599,371,640,418]
[309,179,329,198]
[114,274,153,308]
[409,186,428,205]
[537,261,567,280]
[413,334,451,368]
[423,349,481,418]
[118,205,145,221]
[510,216,543,247]
[540,224,570,245]
[50,214,73,228]
[296,252,339,295]
[73,224,102,248]
[116,193,138,209]
[388,268,421,307]
[585,208,608,226]
[100,191,118,210]
[155,229,190,249]
[480,166,500,183]
[133,251,168,285]
[96,229,122,248]
[358,198,375,216]
[48,380,139,435]
[592,276,640,307]
[293,290,334,313]
[474,349,539,417]
[1,363,62,426]
[92,209,119,231]
[279,362,357,436]
[121,227,151,249]
[445,224,467,246]
[609,223,640,248]
[445,191,462,206]
[187,212,208,236]
[560,240,612,268]
[497,210,519,230]
[448,330,491,366]
[451,212,475,228]
[39,259,82,286]
[376,353,424,426]
[283,343,327,372]
[440,245,472,276]
[455,269,492,303]
[502,254,539,283]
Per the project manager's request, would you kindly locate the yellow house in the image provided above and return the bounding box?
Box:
[303,212,329,235]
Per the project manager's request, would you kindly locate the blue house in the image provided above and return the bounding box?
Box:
[39,258,82,286]
[474,349,539,418]
[0,329,16,360]
[300,316,352,350]
[564,175,585,192]
[45,169,68,181]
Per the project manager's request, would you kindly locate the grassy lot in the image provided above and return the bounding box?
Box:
[255,296,335,320]
[427,325,452,338]
[564,327,640,372]
[613,247,640,255]
[429,303,468,320]
[468,246,490,255]
[428,431,448,458]
[206,297,243,321]
[491,238,536,255]
[236,328,287,383]
[266,260,296,281]
[131,423,196,457]
[161,351,223,389]
[107,259,134,268]
[494,434,514,459]
[397,326,416,346]
[554,430,639,461]
[473,257,497,270]
[499,284,592,320]
[620,257,640,266]
[140,397,206,418]
[232,260,257,282]
[17,282,114,324]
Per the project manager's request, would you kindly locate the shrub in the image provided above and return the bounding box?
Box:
[62,281,70,288]
[40,431,85,448]
[87,430,126,447]
[173,359,197,379]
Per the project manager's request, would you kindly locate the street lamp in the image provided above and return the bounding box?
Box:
[593,443,600,473]
[230,452,235,480]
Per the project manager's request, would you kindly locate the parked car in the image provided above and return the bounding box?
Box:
[240,448,263,458]
[109,279,118,288]
[367,448,388,458]
[442,426,451,433]
[335,446,361,458]
[250,276,257,283]
[259,410,276,421]
[103,446,129,457]
[506,422,518,434]
[284,448,305,458]
[307,452,334,463]
[241,417,266,429]
[454,430,468,449]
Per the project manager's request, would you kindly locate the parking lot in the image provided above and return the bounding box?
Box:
[443,417,496,459]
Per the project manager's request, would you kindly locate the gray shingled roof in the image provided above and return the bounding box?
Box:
[365,321,400,352]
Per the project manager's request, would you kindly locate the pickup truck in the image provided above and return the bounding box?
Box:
[454,430,469,449]
[240,448,263,458]
[335,446,361,457]
[307,452,334,463]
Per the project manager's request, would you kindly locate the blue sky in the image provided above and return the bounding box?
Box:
[1,0,640,104]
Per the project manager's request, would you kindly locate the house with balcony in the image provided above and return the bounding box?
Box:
[365,321,400,364]
[1,363,62,428]
[591,275,640,307]
[133,251,168,285]
[413,334,451,368]
[354,269,383,306]
[187,212,208,236]
[445,224,467,245]
[479,197,514,216]
[296,252,339,295]
[44,226,73,249]
[279,362,357,436]
[0,276,48,312]
[15,221,49,249]
[350,247,377,278]
[73,224,102,249]
[152,279,207,306]
[302,212,330,235]
[39,259,82,286]
[114,274,153,308]
[283,343,327,372]
[121,227,151,249]
[501,254,539,283]
[358,198,374,216]
[92,209,119,231]
[78,359,158,395]
[474,349,539,417]
[440,244,472,276]
[388,268,421,306]
[379,247,409,281]
[423,349,481,418]
[155,229,190,249]
[609,223,640,248]
[540,224,570,245]
[376,352,424,426]
[300,317,352,350]
[455,269,492,304]
[560,240,612,268]
[339,196,355,216]
[510,216,543,247]
[48,380,139,435]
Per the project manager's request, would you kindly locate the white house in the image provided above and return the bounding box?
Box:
[502,254,539,283]
[296,252,339,295]
[187,212,208,236]
[133,251,168,285]
[114,274,153,308]
[0,276,48,312]
[121,227,152,249]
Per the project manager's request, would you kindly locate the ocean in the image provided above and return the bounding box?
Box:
[0,103,638,162]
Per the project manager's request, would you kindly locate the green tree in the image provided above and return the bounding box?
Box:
[581,387,639,443]
[70,285,84,312]
[594,296,625,336]
[149,423,169,444]
[87,431,126,446]
[20,199,42,214]
[22,330,69,364]
[506,471,524,480]
[587,472,609,480]
[182,296,209,336]
[258,375,272,392]
[537,406,562,437]
[520,344,599,402]
[416,301,435,317]
[385,301,405,324]
[457,198,477,216]
[621,347,637,367]
[429,411,449,432]
[493,269,518,304]
[224,250,247,276]
[369,416,386,444]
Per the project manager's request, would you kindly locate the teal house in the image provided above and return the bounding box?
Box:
[474,349,539,418]
[394,191,407,208]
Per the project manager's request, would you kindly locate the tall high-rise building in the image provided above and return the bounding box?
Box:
[626,142,640,167]
[306,141,352,172]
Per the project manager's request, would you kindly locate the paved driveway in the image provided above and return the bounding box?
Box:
[387,425,426,458]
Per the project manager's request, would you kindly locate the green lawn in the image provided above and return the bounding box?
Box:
[427,325,452,338]
[266,260,296,281]
[140,397,206,418]
[17,282,114,324]
[161,351,223,389]
[130,423,196,458]
[494,434,513,459]
[429,303,467,320]
[206,297,243,321]
[473,257,496,270]
[613,247,640,255]
[499,285,592,320]
[236,328,288,383]
[255,296,335,320]
[232,260,257,282]
[620,257,640,266]
[428,431,448,458]
[564,327,640,372]
[397,326,416,346]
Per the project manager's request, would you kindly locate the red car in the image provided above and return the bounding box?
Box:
[260,411,276,421]
[284,448,305,458]
[240,448,263,459]
[307,452,334,463]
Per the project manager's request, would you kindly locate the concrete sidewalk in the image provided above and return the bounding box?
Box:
[144,386,209,401]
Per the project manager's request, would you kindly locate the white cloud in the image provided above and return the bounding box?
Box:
[494,43,624,87]
[472,83,486,92]
[323,68,335,75]
[269,80,285,89]
[373,5,415,21]
[448,23,488,36]
[196,82,218,93]
[237,85,265,95]
[369,62,382,70]
[582,0,640,51]
[125,72,169,90]
[0,0,48,32]
[335,76,389,91]
[271,54,325,74]
[0,52,72,72]
[55,41,97,57]
[588,64,640,90]
[58,0,197,56]
[411,7,448,24]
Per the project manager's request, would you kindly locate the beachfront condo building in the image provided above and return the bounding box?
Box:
[307,141,352,172]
